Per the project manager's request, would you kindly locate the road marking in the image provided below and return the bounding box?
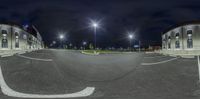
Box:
[18,51,26,55]
[81,51,99,55]
[144,56,166,58]
[141,57,178,66]
[0,65,95,98]
[197,56,200,81]
[16,54,53,62]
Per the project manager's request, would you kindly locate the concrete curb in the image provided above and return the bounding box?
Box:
[1,54,14,58]
[145,52,155,54]
[81,51,100,55]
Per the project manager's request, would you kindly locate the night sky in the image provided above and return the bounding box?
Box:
[0,0,200,48]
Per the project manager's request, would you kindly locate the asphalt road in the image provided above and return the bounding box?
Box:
[0,49,199,99]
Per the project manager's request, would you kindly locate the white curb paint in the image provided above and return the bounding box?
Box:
[1,54,14,58]
[197,56,200,81]
[0,66,95,98]
[18,51,26,55]
[81,51,99,55]
[145,52,155,54]
[16,54,53,62]
[141,57,178,66]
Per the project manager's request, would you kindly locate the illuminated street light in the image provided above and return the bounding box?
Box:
[53,41,56,44]
[59,34,64,39]
[59,34,64,49]
[128,34,134,51]
[128,33,141,52]
[92,23,98,28]
[129,34,133,39]
[83,41,87,50]
[83,41,87,45]
[91,20,99,50]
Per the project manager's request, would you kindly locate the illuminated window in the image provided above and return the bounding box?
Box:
[175,33,180,48]
[2,30,8,48]
[187,30,193,48]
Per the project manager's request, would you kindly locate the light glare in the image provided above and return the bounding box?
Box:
[92,22,98,28]
[83,41,87,45]
[59,35,64,39]
[129,34,133,39]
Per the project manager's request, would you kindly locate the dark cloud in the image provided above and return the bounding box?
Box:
[0,0,200,47]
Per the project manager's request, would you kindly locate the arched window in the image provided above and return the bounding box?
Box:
[28,36,32,49]
[2,30,8,48]
[162,38,166,49]
[168,36,171,49]
[175,33,180,48]
[23,33,27,40]
[15,32,19,48]
[187,30,193,48]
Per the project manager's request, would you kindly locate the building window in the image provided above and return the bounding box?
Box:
[168,36,171,49]
[187,30,193,48]
[162,39,166,49]
[15,33,19,48]
[175,33,180,48]
[2,30,8,48]
[23,34,27,39]
[28,36,32,49]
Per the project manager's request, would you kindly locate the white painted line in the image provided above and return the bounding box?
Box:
[0,65,95,98]
[144,56,166,58]
[141,57,178,66]
[81,51,99,55]
[18,52,26,55]
[197,56,200,81]
[16,54,53,62]
[1,54,14,58]
[145,52,155,54]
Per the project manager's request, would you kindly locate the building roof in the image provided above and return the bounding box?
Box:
[0,22,38,38]
[162,20,200,34]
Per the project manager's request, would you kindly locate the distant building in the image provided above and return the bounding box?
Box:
[161,21,200,55]
[0,24,44,50]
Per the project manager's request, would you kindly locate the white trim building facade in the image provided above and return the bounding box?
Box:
[162,23,200,55]
[0,24,43,51]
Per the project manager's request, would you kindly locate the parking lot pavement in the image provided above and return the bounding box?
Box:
[0,49,199,99]
[0,56,86,95]
[140,56,199,98]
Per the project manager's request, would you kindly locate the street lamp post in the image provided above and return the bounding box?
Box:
[59,34,64,49]
[92,22,98,50]
[83,41,87,50]
[129,34,133,51]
